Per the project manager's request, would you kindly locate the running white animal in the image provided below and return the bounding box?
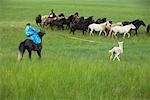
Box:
[88,21,111,36]
[109,41,123,62]
[108,24,136,38]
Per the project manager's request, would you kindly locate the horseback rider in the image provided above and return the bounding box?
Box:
[49,9,56,18]
[25,23,41,50]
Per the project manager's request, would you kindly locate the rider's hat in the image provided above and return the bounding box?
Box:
[26,23,31,26]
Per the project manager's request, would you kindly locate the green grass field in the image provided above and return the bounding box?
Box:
[0,0,150,100]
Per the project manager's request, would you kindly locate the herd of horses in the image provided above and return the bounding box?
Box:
[35,12,150,37]
[18,12,150,61]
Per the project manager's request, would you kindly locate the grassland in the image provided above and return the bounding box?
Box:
[0,0,150,100]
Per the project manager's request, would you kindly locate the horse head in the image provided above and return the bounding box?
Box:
[106,21,112,26]
[132,20,146,27]
[38,29,46,39]
[140,20,146,26]
[58,13,65,17]
[38,14,41,17]
[102,18,107,22]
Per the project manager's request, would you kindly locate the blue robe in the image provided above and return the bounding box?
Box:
[25,26,41,44]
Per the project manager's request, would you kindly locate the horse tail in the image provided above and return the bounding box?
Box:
[18,41,25,61]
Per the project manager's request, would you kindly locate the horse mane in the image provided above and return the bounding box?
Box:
[38,31,45,39]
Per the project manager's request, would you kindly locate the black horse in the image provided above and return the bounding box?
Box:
[18,31,46,61]
[49,17,66,30]
[35,14,42,27]
[65,15,76,29]
[84,16,94,28]
[58,13,65,17]
[95,18,107,24]
[131,20,146,35]
[70,17,87,35]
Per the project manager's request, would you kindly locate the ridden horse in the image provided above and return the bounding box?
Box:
[18,30,46,61]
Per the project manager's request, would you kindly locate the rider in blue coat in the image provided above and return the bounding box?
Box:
[25,23,41,50]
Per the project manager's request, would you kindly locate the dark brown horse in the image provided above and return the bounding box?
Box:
[146,24,150,33]
[35,14,42,27]
[18,30,46,61]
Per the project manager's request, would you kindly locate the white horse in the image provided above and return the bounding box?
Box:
[88,21,111,36]
[109,41,123,62]
[108,24,136,38]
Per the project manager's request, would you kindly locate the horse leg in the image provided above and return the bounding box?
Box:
[50,23,54,30]
[109,53,113,61]
[123,33,126,39]
[99,30,102,36]
[112,32,115,38]
[116,56,120,62]
[36,22,38,26]
[108,29,113,37]
[40,23,42,27]
[82,30,85,35]
[113,53,120,61]
[103,30,107,36]
[111,32,114,38]
[135,29,138,35]
[43,22,46,28]
[37,50,41,59]
[114,32,118,39]
[90,29,93,36]
[28,50,32,59]
[46,24,49,29]
[146,25,149,33]
[127,33,130,38]
[51,26,53,30]
[61,25,64,30]
[73,29,76,35]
